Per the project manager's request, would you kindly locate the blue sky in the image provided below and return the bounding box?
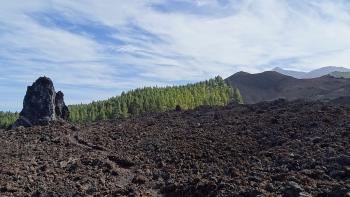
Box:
[1,0,350,111]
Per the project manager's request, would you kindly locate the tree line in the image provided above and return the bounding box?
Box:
[0,76,243,128]
[69,76,243,123]
[0,111,19,129]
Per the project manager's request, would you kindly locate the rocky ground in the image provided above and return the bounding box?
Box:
[0,99,349,196]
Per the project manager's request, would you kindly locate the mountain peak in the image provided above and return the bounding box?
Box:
[226,69,350,104]
[232,71,250,76]
[272,66,350,79]
[272,67,283,71]
[270,67,305,79]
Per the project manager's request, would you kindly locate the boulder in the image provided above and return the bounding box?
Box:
[12,77,69,128]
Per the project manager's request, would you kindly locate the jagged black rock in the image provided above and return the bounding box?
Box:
[12,77,69,128]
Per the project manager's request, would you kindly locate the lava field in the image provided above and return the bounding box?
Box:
[0,99,349,196]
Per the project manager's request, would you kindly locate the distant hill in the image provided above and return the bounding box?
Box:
[329,71,350,78]
[225,71,350,104]
[303,66,350,78]
[272,67,306,79]
[272,66,350,79]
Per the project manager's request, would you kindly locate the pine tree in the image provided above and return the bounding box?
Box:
[121,102,128,118]
[66,76,243,123]
[0,111,19,129]
[233,88,243,104]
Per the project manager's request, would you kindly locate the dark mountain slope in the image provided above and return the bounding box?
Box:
[0,100,349,196]
[226,71,350,104]
[225,71,298,103]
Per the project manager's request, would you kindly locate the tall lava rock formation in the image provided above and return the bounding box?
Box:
[12,77,69,128]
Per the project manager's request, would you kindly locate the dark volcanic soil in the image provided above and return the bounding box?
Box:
[0,100,349,196]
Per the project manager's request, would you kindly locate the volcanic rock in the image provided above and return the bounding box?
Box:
[12,77,69,128]
[132,175,147,184]
[282,181,304,197]
[1,100,350,196]
[175,105,182,111]
[55,91,69,120]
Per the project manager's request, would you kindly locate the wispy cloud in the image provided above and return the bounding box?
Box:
[1,0,350,111]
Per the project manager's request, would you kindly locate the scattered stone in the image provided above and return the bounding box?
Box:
[270,117,279,124]
[320,186,350,197]
[70,126,79,131]
[59,161,68,168]
[175,105,182,111]
[266,183,275,192]
[311,136,322,144]
[299,192,312,197]
[282,181,304,197]
[132,175,147,184]
[239,189,261,197]
[335,155,350,166]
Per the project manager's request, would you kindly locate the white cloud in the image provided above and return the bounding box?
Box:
[67,0,350,75]
[1,0,350,110]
